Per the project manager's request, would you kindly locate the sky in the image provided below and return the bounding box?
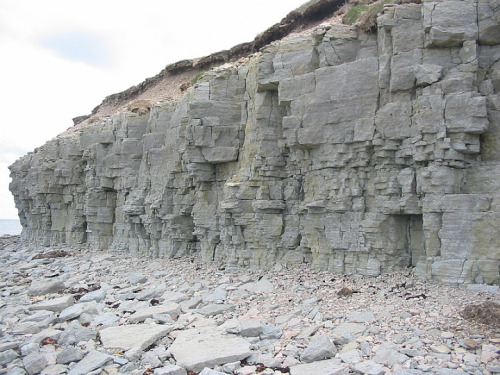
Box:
[0,0,307,219]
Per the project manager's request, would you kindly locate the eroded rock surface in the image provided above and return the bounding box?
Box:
[9,1,500,285]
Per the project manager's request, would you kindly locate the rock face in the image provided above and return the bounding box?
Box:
[9,1,500,285]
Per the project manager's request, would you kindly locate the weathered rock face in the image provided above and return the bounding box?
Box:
[9,1,500,285]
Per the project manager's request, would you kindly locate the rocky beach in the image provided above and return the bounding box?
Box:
[0,235,498,375]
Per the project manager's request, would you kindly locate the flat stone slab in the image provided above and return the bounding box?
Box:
[197,304,234,316]
[29,295,74,312]
[28,280,66,296]
[59,301,99,322]
[240,277,274,293]
[100,324,173,351]
[169,328,252,372]
[290,359,347,375]
[67,350,110,375]
[466,284,499,294]
[128,303,180,323]
[346,311,375,323]
[352,360,385,375]
[331,322,366,340]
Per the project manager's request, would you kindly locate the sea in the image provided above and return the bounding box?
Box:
[0,219,22,236]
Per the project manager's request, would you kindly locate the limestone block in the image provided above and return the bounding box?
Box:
[100,324,172,351]
[478,0,500,45]
[273,39,318,77]
[431,259,471,284]
[391,19,424,54]
[278,73,315,103]
[375,101,412,140]
[412,94,444,134]
[169,328,252,373]
[415,64,443,86]
[317,26,359,67]
[444,93,488,134]
[315,58,379,101]
[389,50,421,92]
[251,200,285,212]
[353,118,375,142]
[423,1,478,47]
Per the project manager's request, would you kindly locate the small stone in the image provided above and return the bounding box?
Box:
[141,351,162,368]
[373,343,409,366]
[0,349,19,366]
[56,347,85,364]
[202,288,227,303]
[6,367,27,375]
[216,361,241,373]
[332,322,366,341]
[290,359,346,375]
[78,289,107,303]
[128,303,181,323]
[23,352,47,375]
[339,349,361,363]
[20,342,40,357]
[240,320,263,337]
[481,344,500,363]
[126,272,147,284]
[59,302,99,322]
[352,360,385,375]
[461,338,481,350]
[21,311,56,324]
[431,345,451,354]
[58,321,97,346]
[40,364,68,375]
[197,304,234,316]
[240,277,274,293]
[136,288,164,301]
[466,284,499,294]
[441,332,455,339]
[346,311,375,323]
[300,334,337,363]
[100,324,172,351]
[90,312,120,327]
[29,280,66,296]
[67,350,110,375]
[29,296,74,313]
[154,365,188,375]
[260,324,283,340]
[434,369,469,375]
[199,368,227,375]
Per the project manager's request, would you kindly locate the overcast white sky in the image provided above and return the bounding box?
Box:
[0,0,307,219]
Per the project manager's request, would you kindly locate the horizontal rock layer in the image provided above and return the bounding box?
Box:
[9,0,500,285]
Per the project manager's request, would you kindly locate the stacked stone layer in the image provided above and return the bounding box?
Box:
[10,0,500,285]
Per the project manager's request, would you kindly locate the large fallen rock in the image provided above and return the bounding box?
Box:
[169,328,252,373]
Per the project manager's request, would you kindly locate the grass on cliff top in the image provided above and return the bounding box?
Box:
[341,0,421,32]
[191,71,205,85]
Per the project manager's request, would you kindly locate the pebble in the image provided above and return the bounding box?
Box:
[0,236,499,375]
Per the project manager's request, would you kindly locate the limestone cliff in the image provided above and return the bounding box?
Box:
[10,0,500,285]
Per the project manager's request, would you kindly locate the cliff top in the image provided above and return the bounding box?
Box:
[69,0,392,129]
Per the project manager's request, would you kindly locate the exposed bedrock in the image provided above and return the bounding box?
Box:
[10,1,500,285]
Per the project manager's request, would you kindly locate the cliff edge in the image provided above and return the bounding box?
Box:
[9,0,500,285]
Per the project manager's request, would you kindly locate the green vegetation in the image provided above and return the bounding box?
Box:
[344,4,371,26]
[342,0,421,32]
[191,71,205,85]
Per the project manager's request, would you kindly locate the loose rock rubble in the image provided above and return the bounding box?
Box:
[0,237,499,375]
